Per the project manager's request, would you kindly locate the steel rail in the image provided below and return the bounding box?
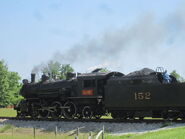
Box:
[0,117,185,123]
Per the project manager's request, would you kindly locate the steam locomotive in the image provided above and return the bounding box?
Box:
[15,68,185,120]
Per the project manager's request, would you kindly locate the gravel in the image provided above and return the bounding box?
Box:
[1,119,185,135]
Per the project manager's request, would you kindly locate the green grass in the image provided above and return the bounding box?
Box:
[107,126,185,139]
[0,108,17,117]
[0,135,79,139]
[0,124,13,133]
[0,124,185,139]
[0,125,92,139]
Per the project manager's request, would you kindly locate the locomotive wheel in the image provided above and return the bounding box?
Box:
[39,100,50,119]
[17,111,26,118]
[50,101,62,119]
[179,112,185,120]
[82,106,93,119]
[94,114,102,119]
[63,102,77,119]
[39,109,50,119]
[76,107,83,119]
[76,114,83,119]
[111,112,118,119]
[127,112,134,120]
[139,117,144,120]
[111,111,123,119]
[30,104,39,119]
[16,111,21,118]
[31,110,39,119]
[162,112,168,120]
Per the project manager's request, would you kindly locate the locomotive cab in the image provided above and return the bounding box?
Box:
[76,74,105,97]
[75,71,124,98]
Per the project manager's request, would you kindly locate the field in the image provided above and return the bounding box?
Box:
[0,108,16,117]
[0,108,113,119]
[108,127,185,139]
[0,124,185,139]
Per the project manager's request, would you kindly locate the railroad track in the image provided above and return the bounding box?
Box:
[1,117,185,123]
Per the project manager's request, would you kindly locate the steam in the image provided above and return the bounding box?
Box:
[33,8,185,76]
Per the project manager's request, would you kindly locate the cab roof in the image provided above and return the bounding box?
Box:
[77,72,124,80]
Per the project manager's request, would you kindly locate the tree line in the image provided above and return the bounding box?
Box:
[0,59,184,107]
[39,61,74,80]
[0,60,21,106]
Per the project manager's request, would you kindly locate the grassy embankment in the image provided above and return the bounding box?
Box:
[0,124,185,139]
[107,126,185,139]
[0,108,185,139]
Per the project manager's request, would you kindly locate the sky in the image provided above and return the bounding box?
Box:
[1,0,185,79]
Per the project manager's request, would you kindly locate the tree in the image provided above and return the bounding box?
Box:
[7,72,22,105]
[170,70,184,82]
[32,60,75,80]
[41,60,61,79]
[99,68,110,73]
[38,61,74,80]
[60,64,74,79]
[0,60,9,106]
[0,60,21,106]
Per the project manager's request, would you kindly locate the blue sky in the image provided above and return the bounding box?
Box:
[1,0,185,79]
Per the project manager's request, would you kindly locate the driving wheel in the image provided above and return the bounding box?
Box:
[50,101,62,119]
[63,101,77,119]
[82,106,93,119]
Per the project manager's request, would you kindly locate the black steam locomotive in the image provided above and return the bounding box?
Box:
[15,68,185,120]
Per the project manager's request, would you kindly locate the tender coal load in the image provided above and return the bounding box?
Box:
[126,68,155,77]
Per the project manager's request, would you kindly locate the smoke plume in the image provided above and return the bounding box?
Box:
[33,7,185,76]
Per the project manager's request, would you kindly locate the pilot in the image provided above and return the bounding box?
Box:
[162,70,172,84]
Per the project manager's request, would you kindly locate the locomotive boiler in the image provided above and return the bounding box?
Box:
[15,71,123,119]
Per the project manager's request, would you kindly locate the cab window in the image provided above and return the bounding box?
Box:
[83,80,96,88]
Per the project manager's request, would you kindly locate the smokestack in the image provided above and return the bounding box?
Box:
[31,73,36,83]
